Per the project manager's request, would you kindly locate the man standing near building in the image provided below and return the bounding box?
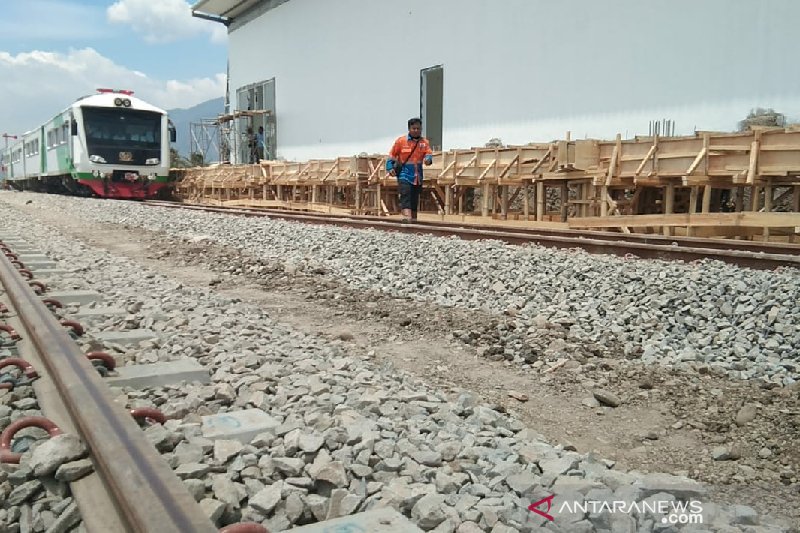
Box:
[386,118,433,222]
[256,126,266,161]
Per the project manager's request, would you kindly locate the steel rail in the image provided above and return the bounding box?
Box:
[0,251,217,533]
[142,201,800,271]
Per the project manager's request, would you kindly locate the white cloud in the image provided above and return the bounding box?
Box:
[0,48,225,134]
[107,0,227,44]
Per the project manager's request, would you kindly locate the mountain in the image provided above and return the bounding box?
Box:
[167,97,225,160]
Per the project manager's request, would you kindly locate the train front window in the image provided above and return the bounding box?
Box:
[82,107,161,150]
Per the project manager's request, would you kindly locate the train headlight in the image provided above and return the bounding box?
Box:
[114,98,123,106]
[145,158,160,165]
[89,154,107,164]
[123,99,131,107]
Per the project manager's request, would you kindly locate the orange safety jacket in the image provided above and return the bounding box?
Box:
[387,135,433,185]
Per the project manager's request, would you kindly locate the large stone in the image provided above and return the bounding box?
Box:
[592,389,621,407]
[309,459,348,487]
[7,480,42,505]
[735,404,757,426]
[28,434,88,477]
[198,498,226,524]
[326,488,362,519]
[250,482,283,514]
[46,502,81,533]
[55,459,94,482]
[411,494,447,530]
[213,439,243,463]
[638,473,708,500]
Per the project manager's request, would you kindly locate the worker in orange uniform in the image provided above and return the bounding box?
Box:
[386,118,433,222]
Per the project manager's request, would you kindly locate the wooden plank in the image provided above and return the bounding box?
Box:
[568,211,800,229]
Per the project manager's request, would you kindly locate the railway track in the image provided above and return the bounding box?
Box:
[143,200,800,271]
[0,236,262,533]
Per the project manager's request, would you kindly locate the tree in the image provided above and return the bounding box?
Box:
[169,147,191,168]
[738,108,786,132]
[189,152,205,167]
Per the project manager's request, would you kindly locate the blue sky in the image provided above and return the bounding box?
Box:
[0,0,227,135]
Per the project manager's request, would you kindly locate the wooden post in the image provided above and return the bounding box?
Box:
[580,184,588,218]
[600,186,608,217]
[560,183,569,222]
[481,183,490,217]
[750,185,760,212]
[763,179,772,241]
[458,188,464,216]
[663,182,675,236]
[523,184,530,219]
[500,185,509,219]
[312,185,319,204]
[688,186,699,236]
[445,185,453,215]
[702,185,712,213]
[791,186,800,243]
[735,186,743,212]
[536,181,545,221]
[355,178,362,214]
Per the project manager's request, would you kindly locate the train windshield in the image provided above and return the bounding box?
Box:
[82,107,162,151]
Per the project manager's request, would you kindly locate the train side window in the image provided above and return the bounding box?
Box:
[70,120,77,137]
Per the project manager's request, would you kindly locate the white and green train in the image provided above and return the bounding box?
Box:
[0,89,175,199]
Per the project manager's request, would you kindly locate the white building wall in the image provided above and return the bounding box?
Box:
[228,0,800,161]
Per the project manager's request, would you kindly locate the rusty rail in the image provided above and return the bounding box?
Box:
[143,201,800,271]
[0,248,217,533]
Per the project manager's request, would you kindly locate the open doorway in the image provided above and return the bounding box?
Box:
[235,78,277,163]
[420,65,443,150]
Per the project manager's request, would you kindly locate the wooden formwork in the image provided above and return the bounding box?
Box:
[171,127,800,242]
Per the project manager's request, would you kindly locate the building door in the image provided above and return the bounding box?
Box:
[420,65,443,150]
[235,78,277,163]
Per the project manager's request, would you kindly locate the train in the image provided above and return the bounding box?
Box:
[0,89,176,199]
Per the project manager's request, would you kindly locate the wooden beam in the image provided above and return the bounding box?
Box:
[684,147,707,176]
[702,185,712,213]
[523,184,530,219]
[536,181,545,221]
[568,211,800,229]
[476,158,497,182]
[746,140,759,184]
[605,134,621,186]
[634,144,657,177]
[497,154,519,180]
[663,182,675,236]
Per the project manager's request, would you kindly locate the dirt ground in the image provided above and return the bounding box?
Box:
[9,200,800,529]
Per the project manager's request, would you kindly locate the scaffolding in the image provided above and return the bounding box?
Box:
[215,109,274,165]
[186,109,274,166]
[189,119,222,165]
